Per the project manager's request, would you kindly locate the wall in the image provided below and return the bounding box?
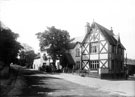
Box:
[33,58,41,70]
[69,43,81,63]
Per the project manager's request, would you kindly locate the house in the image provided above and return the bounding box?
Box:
[124,58,135,75]
[80,22,125,78]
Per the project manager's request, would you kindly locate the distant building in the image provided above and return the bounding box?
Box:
[33,45,60,70]
[124,58,135,75]
[33,54,41,70]
[33,46,52,70]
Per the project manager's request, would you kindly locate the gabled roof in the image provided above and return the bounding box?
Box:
[68,42,81,49]
[94,22,117,45]
[68,43,76,49]
[72,36,84,43]
[64,53,75,65]
[68,36,83,49]
[82,22,125,49]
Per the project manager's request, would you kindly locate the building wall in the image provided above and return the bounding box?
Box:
[40,50,53,66]
[69,43,81,62]
[69,43,81,69]
[33,58,41,70]
[33,50,52,70]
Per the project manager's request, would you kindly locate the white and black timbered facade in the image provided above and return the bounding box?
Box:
[81,22,125,78]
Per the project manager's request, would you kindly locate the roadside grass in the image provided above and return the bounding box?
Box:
[0,65,19,96]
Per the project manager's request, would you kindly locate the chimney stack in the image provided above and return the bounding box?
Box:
[111,27,113,32]
[110,27,114,35]
[85,22,90,34]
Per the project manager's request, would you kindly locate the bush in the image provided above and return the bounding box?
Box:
[45,66,52,73]
[39,66,45,71]
[55,69,62,73]
[39,65,52,73]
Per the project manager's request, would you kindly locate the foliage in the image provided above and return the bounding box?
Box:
[39,65,52,73]
[36,26,71,68]
[19,45,36,68]
[0,25,22,66]
[21,43,33,51]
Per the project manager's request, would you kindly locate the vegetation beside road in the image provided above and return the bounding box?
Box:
[0,22,37,79]
[0,22,22,78]
[0,65,19,96]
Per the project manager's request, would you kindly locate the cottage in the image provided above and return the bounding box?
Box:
[33,48,51,70]
[81,22,125,78]
[33,46,59,70]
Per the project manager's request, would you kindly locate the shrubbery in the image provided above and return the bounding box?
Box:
[39,65,52,73]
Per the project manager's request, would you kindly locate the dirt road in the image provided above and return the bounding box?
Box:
[6,68,127,97]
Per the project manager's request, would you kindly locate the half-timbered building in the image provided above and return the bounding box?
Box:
[81,22,125,78]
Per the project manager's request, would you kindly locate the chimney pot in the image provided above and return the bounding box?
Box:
[111,27,113,32]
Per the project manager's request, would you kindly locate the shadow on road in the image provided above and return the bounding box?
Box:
[17,69,61,97]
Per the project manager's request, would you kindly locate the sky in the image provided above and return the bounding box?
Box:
[0,0,135,59]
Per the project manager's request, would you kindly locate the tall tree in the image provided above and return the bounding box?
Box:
[0,23,22,66]
[36,26,71,68]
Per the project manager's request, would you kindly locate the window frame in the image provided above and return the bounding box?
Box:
[76,48,80,57]
[90,42,99,54]
[90,60,99,70]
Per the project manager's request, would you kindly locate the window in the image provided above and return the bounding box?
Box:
[90,42,98,53]
[75,61,80,70]
[90,60,99,70]
[76,48,80,57]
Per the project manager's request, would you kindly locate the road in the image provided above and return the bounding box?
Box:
[6,68,127,97]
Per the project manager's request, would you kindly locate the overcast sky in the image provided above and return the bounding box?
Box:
[0,0,135,59]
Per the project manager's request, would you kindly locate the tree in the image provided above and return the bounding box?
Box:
[0,23,22,66]
[36,26,71,68]
[18,43,36,68]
